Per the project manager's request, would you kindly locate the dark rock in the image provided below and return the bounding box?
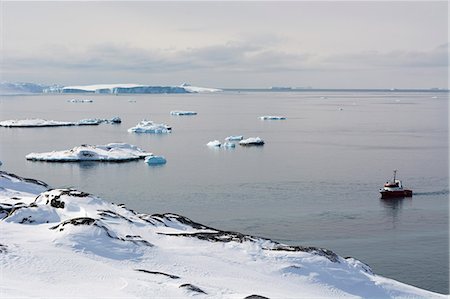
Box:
[244,295,270,299]
[179,283,207,294]
[50,198,65,209]
[0,244,7,253]
[134,269,180,279]
[50,217,96,230]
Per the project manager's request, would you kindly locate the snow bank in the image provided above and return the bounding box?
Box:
[25,143,151,162]
[170,111,198,116]
[0,171,445,298]
[239,137,265,146]
[128,120,172,134]
[259,115,287,120]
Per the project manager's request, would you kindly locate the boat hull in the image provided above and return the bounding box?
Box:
[380,190,413,199]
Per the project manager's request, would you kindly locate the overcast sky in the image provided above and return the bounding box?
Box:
[1,1,448,88]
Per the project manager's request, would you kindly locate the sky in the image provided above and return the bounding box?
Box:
[1,1,448,89]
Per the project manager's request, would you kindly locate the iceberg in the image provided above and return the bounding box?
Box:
[128,120,172,134]
[259,115,287,120]
[0,118,121,128]
[170,111,198,116]
[0,170,445,299]
[0,82,57,95]
[225,135,243,141]
[46,83,221,94]
[67,99,93,103]
[206,140,221,147]
[145,155,167,165]
[222,142,236,148]
[0,119,76,127]
[239,137,265,146]
[25,143,151,162]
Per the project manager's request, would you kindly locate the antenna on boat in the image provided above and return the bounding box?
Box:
[393,170,397,182]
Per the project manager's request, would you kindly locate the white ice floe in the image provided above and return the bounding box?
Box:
[239,137,265,146]
[206,140,221,147]
[128,120,172,134]
[259,115,287,120]
[222,142,236,148]
[0,118,121,128]
[67,99,93,103]
[0,170,445,299]
[25,143,151,162]
[225,135,243,141]
[170,111,198,116]
[145,155,167,165]
[0,119,76,127]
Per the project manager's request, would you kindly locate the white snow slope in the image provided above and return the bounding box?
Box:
[0,171,445,298]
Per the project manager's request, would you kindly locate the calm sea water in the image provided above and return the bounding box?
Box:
[0,91,448,294]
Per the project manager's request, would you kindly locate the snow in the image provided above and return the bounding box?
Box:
[0,170,446,298]
[225,135,243,141]
[259,115,287,120]
[25,143,151,162]
[170,111,198,116]
[239,137,265,146]
[145,155,167,165]
[0,118,121,127]
[128,120,172,134]
[206,140,221,147]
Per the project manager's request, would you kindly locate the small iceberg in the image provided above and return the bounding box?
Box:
[222,142,236,148]
[225,135,243,141]
[67,99,93,103]
[128,120,172,134]
[77,119,102,126]
[207,140,221,147]
[259,116,287,120]
[170,111,197,116]
[0,119,75,127]
[25,143,151,162]
[239,137,265,146]
[145,155,167,165]
[107,117,122,124]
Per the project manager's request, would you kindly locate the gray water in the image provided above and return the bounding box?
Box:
[0,91,448,294]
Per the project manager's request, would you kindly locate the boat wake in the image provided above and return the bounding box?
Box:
[413,190,449,196]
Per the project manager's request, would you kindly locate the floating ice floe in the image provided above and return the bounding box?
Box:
[0,170,445,298]
[222,142,236,148]
[225,135,243,141]
[239,137,265,146]
[25,143,151,162]
[145,155,167,165]
[170,111,197,116]
[0,119,76,128]
[207,140,221,147]
[259,116,287,120]
[67,99,93,103]
[128,120,172,134]
[0,118,121,128]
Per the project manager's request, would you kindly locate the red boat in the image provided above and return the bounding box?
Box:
[380,170,413,199]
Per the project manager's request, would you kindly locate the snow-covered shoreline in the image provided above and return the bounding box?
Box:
[0,170,445,298]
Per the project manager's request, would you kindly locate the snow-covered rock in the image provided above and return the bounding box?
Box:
[170,111,198,116]
[239,137,265,146]
[145,155,167,165]
[25,143,151,162]
[225,135,243,141]
[128,120,172,134]
[206,140,221,147]
[259,115,287,120]
[0,171,445,298]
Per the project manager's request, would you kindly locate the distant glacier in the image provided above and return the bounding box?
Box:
[0,82,221,95]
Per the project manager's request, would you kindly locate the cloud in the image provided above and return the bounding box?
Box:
[323,44,448,69]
